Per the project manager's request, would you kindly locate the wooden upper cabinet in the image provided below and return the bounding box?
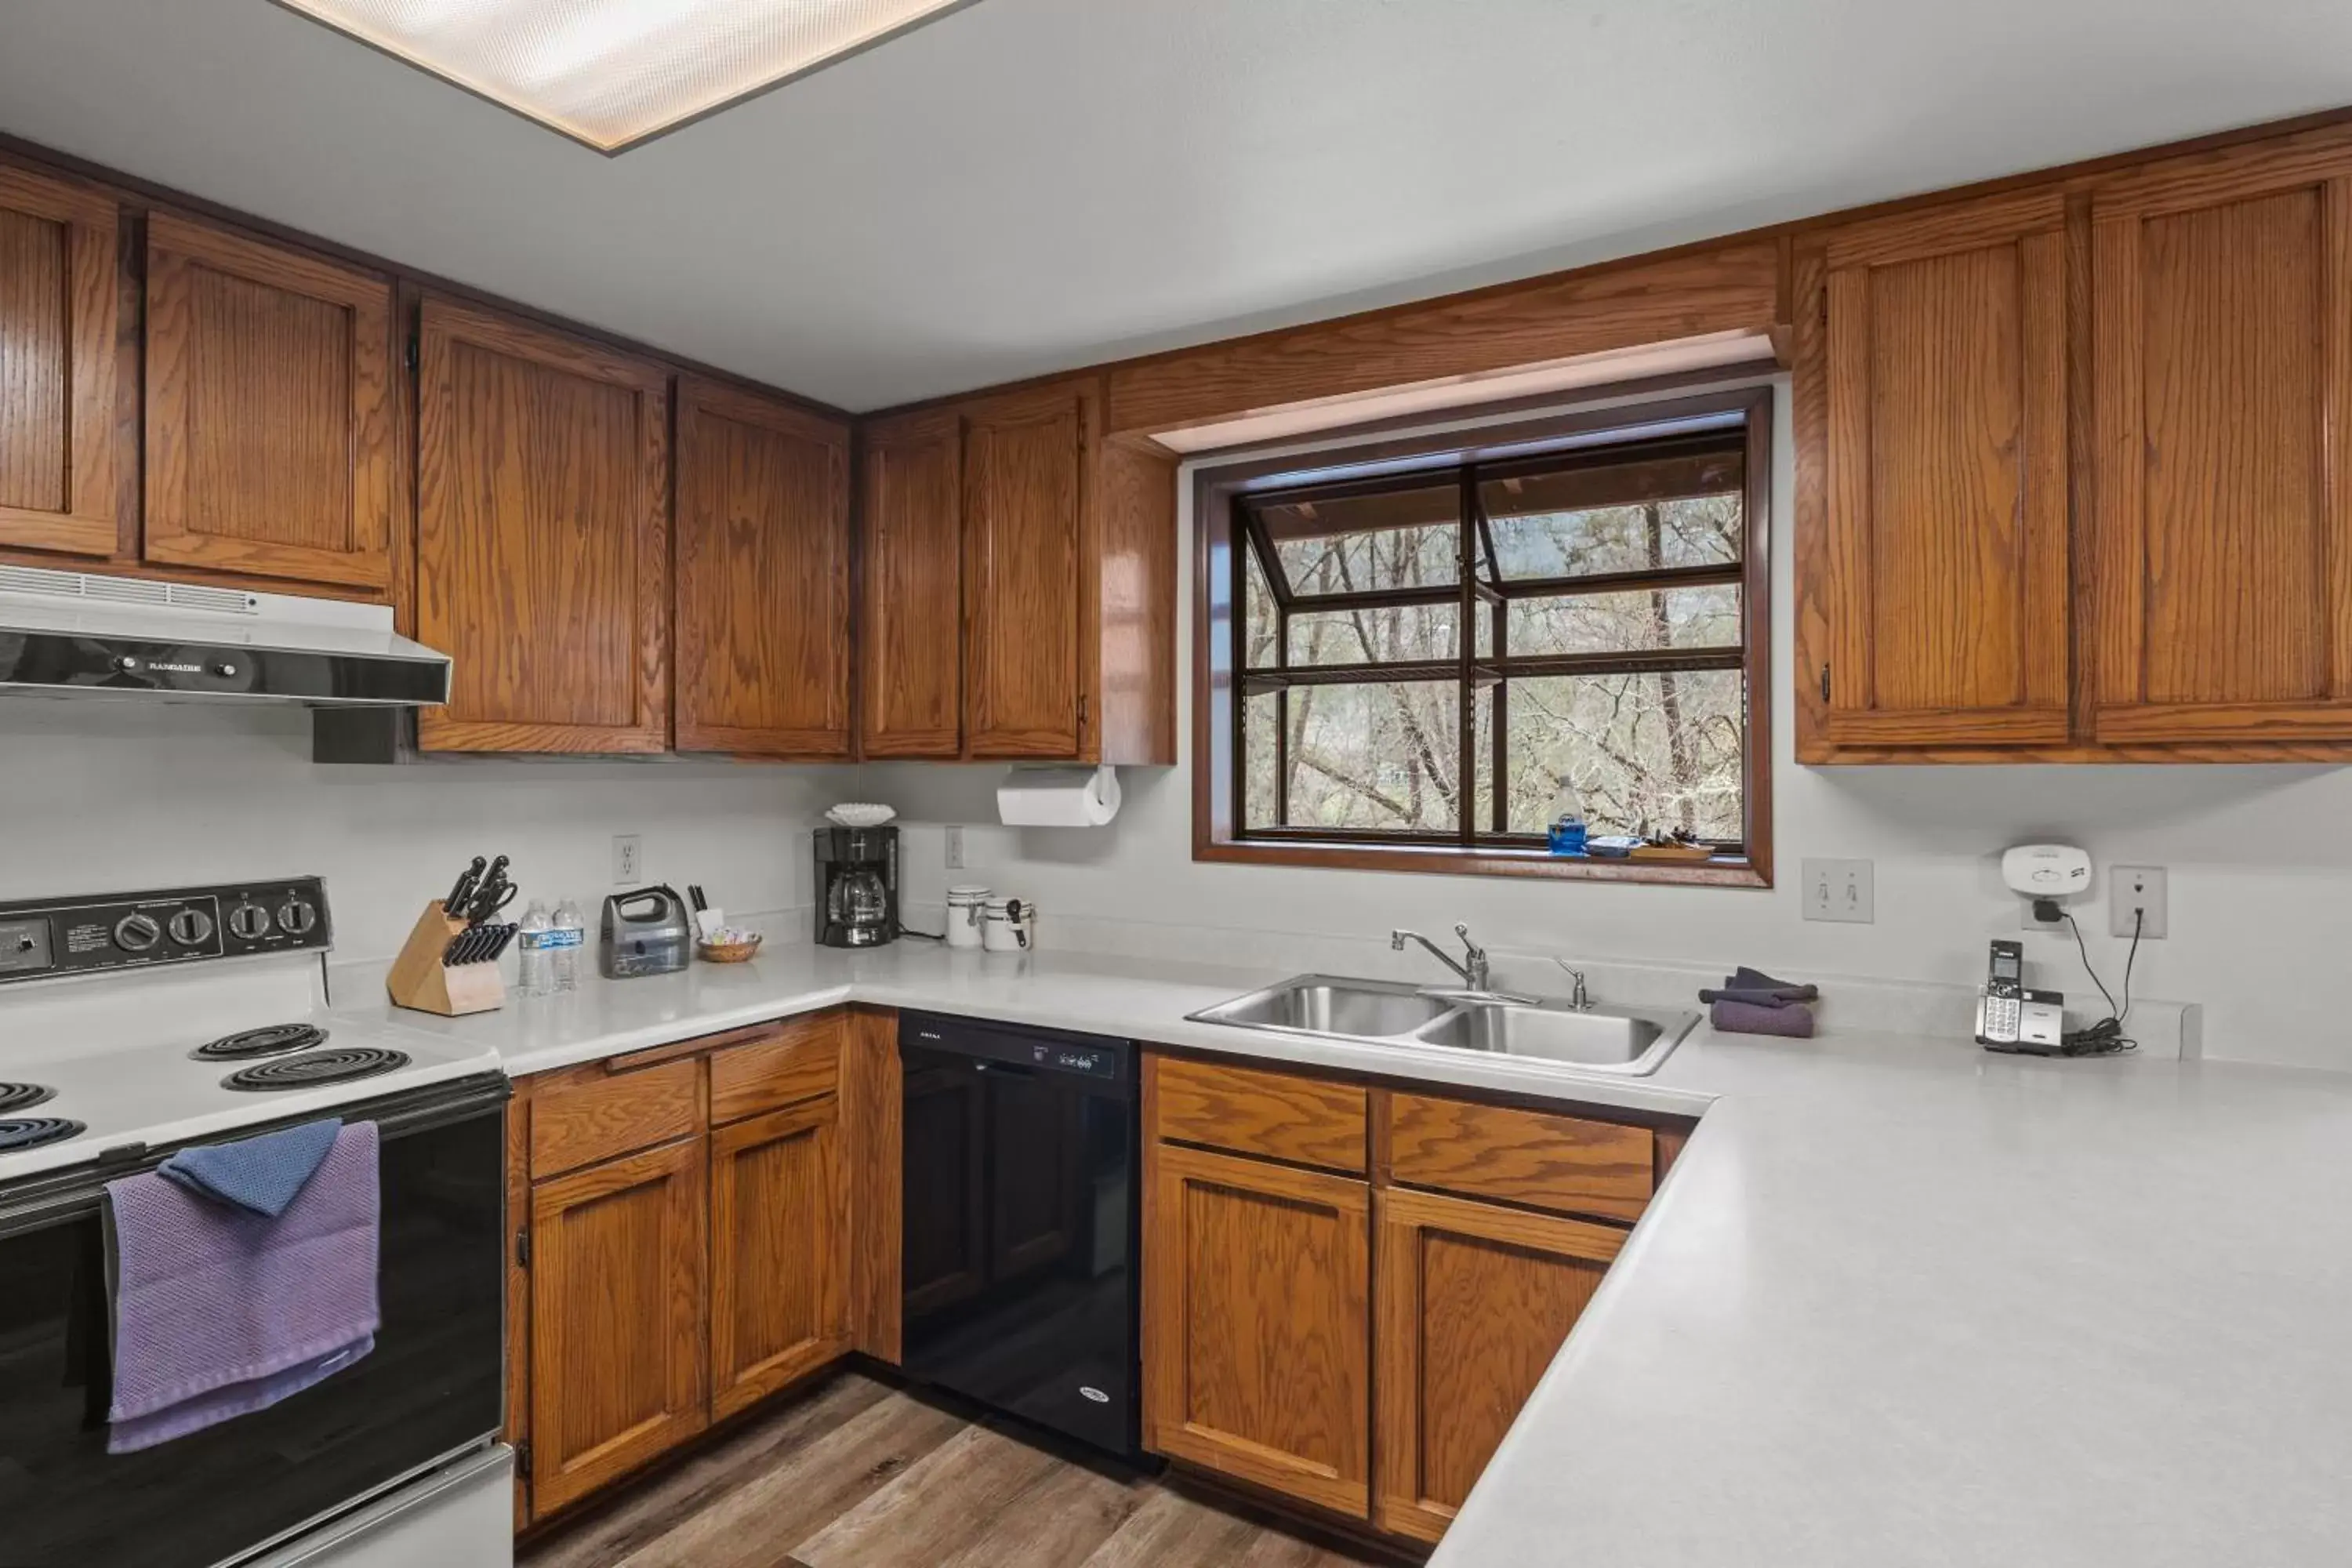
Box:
[1373,1187,1624,1544]
[0,163,118,558]
[416,297,670,753]
[709,1096,849,1423]
[143,215,396,591]
[964,384,1091,758]
[674,378,851,757]
[528,1136,708,1516]
[2089,127,2352,742]
[1142,1139,1370,1519]
[1808,188,2071,750]
[857,408,964,757]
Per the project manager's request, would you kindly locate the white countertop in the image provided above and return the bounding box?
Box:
[332,942,2352,1565]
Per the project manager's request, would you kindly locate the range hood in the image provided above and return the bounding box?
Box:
[0,565,450,708]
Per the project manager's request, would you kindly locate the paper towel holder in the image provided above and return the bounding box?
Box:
[996,764,1121,827]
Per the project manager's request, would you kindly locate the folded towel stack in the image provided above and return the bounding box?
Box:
[105,1119,380,1453]
[1698,966,1820,1038]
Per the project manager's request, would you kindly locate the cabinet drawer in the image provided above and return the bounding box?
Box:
[710,1013,842,1125]
[1149,1054,1367,1174]
[530,1058,701,1180]
[1384,1094,1653,1222]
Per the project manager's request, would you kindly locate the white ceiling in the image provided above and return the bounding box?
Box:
[4,0,2350,412]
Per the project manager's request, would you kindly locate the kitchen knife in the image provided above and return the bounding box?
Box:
[445,856,486,916]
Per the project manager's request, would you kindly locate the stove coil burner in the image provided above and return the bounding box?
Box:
[0,1083,56,1116]
[194,1024,328,1061]
[222,1047,409,1092]
[0,1117,84,1152]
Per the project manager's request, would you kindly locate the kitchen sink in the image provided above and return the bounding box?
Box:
[1187,974,1697,1076]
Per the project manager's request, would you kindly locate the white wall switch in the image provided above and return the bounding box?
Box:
[946,826,965,871]
[1802,858,1874,924]
[612,834,643,884]
[2111,865,2167,939]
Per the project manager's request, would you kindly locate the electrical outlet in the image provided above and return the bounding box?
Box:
[1802,858,1874,924]
[2110,865,2167,939]
[946,826,965,871]
[612,834,643,884]
[2020,898,2068,932]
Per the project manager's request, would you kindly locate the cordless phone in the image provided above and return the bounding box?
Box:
[1976,938,2066,1053]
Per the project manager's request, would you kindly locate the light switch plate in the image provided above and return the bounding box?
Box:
[1802,858,1874,924]
[946,826,965,870]
[2111,865,2167,939]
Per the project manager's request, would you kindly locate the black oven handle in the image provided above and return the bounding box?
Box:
[0,1072,511,1239]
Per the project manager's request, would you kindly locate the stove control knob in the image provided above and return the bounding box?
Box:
[114,913,162,953]
[227,902,273,942]
[166,908,215,946]
[277,899,319,938]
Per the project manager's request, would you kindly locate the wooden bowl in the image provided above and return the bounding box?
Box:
[698,935,764,964]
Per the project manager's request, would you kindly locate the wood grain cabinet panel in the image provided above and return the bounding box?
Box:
[416,296,670,753]
[709,1012,842,1126]
[674,377,851,757]
[528,1136,708,1516]
[857,408,963,757]
[1148,1054,1367,1174]
[528,1058,701,1179]
[709,1097,850,1422]
[2089,128,2352,742]
[0,163,118,558]
[1806,188,2071,750]
[143,214,396,590]
[963,385,1090,758]
[1383,1093,1653,1223]
[1142,1139,1370,1519]
[1373,1186,1624,1544]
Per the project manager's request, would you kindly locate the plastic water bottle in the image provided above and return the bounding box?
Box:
[516,902,554,998]
[550,898,586,993]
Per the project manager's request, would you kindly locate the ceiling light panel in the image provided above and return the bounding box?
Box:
[276,0,975,151]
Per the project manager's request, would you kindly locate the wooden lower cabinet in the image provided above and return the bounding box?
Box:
[528,1136,708,1516]
[710,1097,849,1421]
[1142,1139,1372,1519]
[1372,1186,1626,1544]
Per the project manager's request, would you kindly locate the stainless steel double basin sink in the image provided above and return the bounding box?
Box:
[1185,975,1697,1076]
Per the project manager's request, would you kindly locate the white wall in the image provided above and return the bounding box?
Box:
[0,701,854,961]
[869,378,2352,1071]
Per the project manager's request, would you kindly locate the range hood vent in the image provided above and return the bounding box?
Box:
[0,566,451,710]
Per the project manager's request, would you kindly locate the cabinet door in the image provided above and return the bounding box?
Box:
[2090,128,2352,742]
[528,1137,707,1515]
[964,386,1088,758]
[0,163,118,558]
[1373,1186,1624,1544]
[144,215,395,590]
[675,378,851,757]
[710,1097,849,1423]
[1809,188,2070,750]
[416,296,670,753]
[1142,1140,1370,1519]
[857,408,962,757]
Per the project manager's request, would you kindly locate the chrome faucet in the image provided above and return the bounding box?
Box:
[1392,923,1491,992]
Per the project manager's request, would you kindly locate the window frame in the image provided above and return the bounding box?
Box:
[1192,383,1773,887]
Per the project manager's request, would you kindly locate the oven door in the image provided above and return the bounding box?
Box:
[0,1075,508,1568]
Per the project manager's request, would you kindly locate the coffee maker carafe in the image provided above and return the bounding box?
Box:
[815,826,899,948]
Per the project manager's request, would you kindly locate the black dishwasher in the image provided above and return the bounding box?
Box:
[898,1011,1141,1460]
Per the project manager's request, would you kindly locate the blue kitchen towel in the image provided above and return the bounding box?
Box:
[158,1118,343,1218]
[106,1121,380,1453]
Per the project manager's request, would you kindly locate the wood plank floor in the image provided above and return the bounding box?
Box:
[520,1370,1396,1568]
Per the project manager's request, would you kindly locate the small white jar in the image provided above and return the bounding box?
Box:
[981,897,1034,953]
[945,885,991,949]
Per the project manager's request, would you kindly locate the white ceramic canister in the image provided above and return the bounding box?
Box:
[981,897,1034,953]
[946,885,992,949]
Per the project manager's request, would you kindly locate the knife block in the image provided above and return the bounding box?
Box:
[386,902,505,1018]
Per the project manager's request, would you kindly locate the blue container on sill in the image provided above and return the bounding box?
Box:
[1547,815,1588,857]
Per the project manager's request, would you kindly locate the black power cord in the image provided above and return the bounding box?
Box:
[2056,908,2141,1056]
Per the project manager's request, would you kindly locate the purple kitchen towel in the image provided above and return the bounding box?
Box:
[1711,997,1816,1038]
[105,1121,380,1454]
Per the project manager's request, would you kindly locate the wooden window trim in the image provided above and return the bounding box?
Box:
[1192,385,1774,887]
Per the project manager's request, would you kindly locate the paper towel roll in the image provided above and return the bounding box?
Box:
[997,765,1121,827]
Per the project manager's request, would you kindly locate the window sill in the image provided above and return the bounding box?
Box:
[1195,837,1770,887]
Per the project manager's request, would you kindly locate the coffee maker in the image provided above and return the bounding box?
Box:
[815,826,899,948]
